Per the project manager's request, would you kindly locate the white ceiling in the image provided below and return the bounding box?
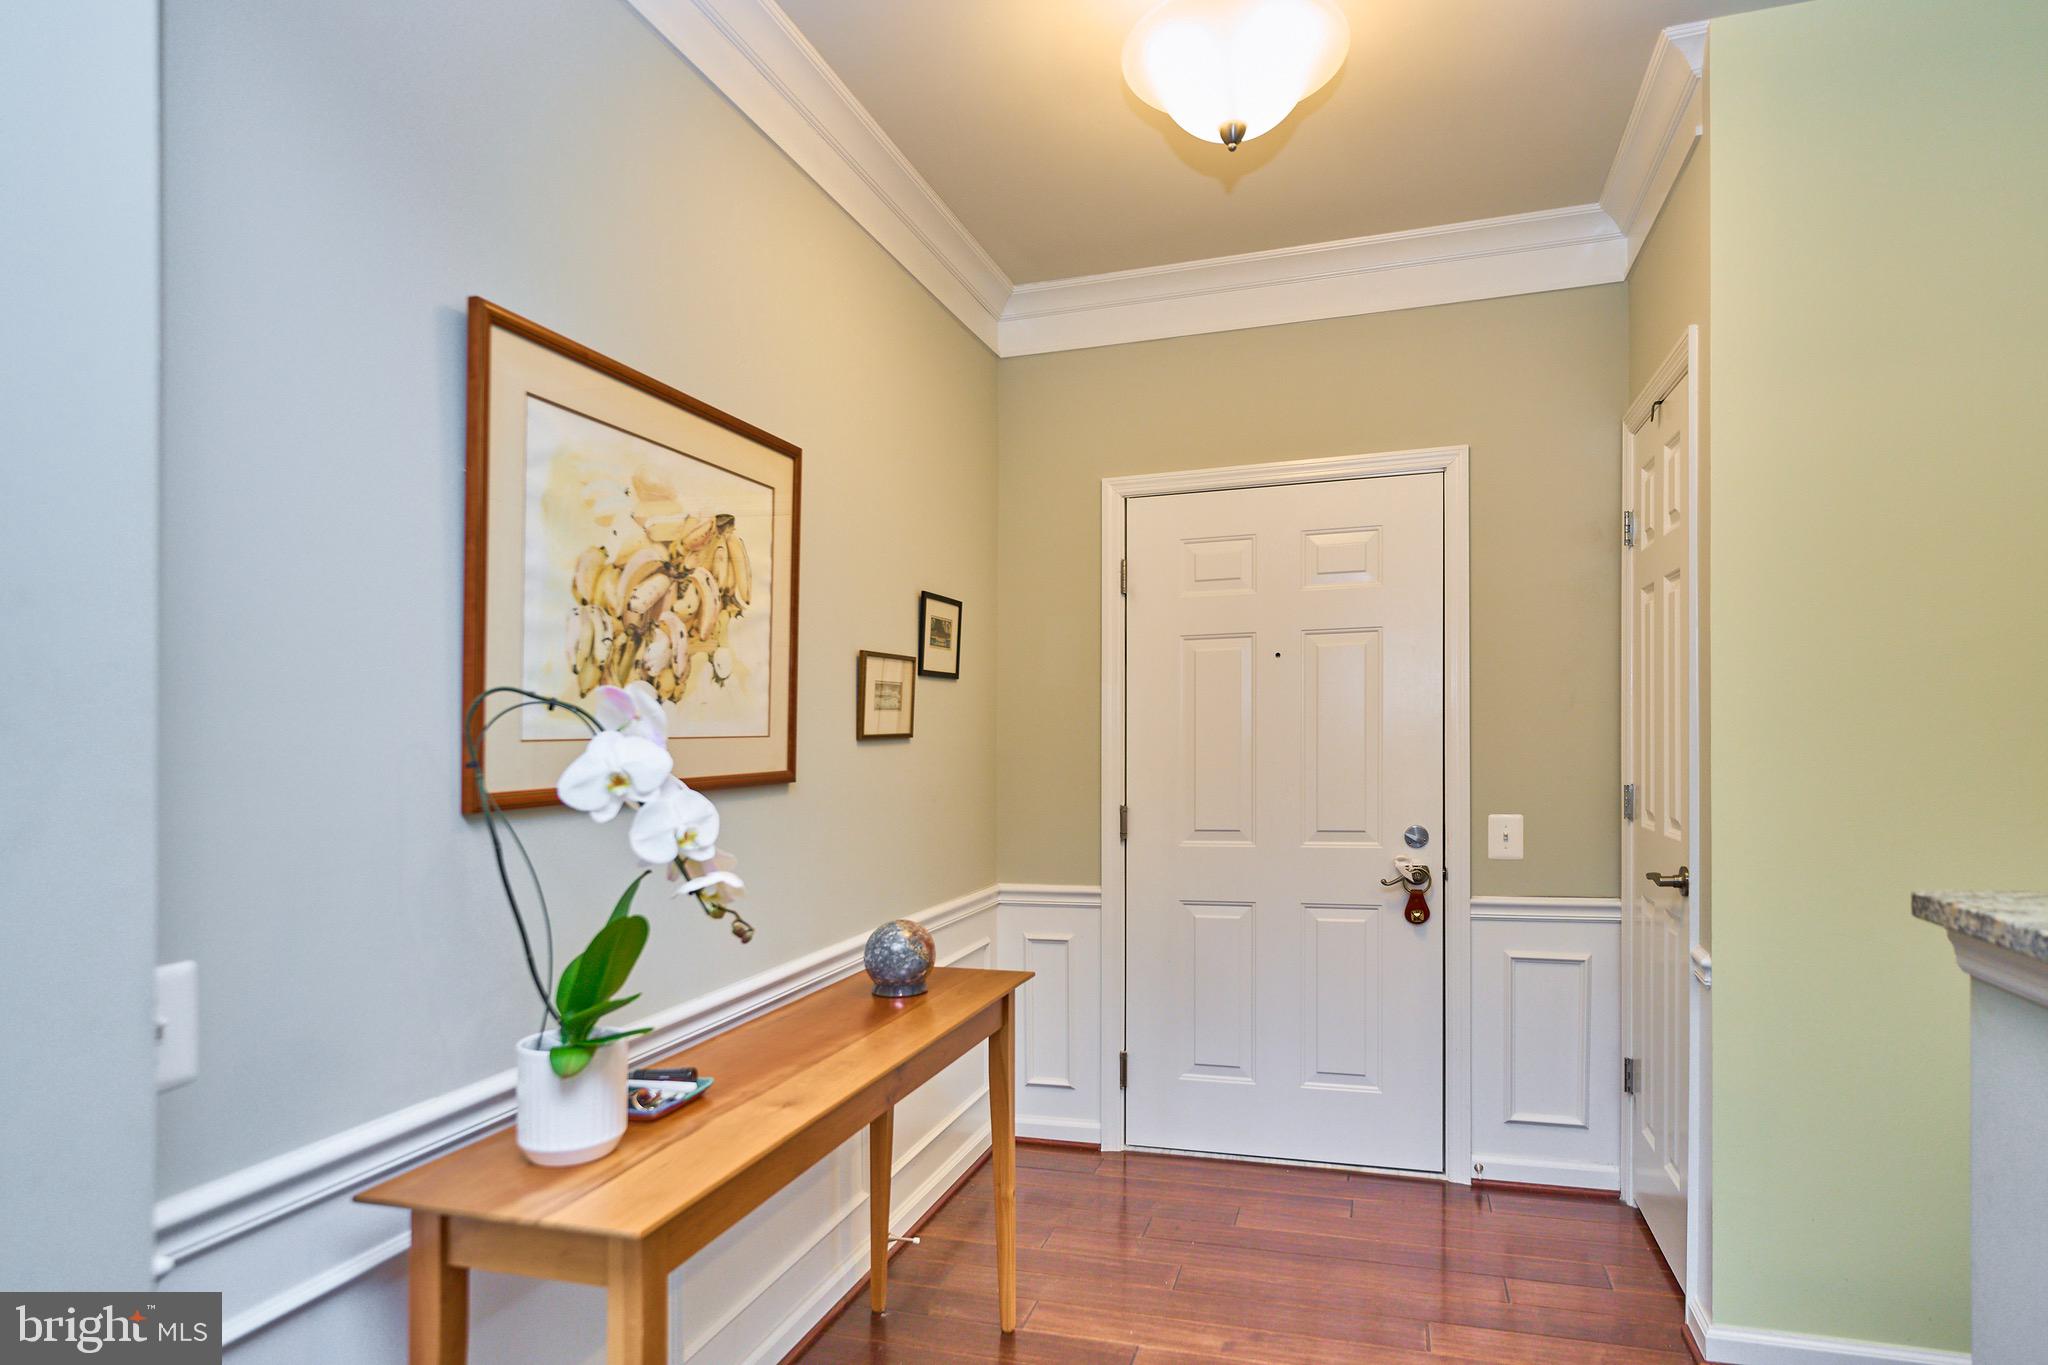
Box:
[775,0,1795,284]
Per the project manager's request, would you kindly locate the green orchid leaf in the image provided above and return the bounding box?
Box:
[555,883,652,1018]
[557,875,651,1015]
[587,1027,651,1045]
[554,950,588,1018]
[608,871,651,924]
[558,993,642,1034]
[549,1044,594,1078]
[582,914,649,1008]
[558,946,607,1020]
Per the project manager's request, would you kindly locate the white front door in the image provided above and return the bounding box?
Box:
[1124,474,1446,1171]
[1625,359,1694,1283]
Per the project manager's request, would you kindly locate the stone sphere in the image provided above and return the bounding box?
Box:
[863,919,936,997]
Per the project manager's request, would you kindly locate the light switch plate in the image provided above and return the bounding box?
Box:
[1487,813,1525,860]
[156,961,199,1092]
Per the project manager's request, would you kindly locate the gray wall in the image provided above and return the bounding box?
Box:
[157,0,999,1194]
[0,0,162,1288]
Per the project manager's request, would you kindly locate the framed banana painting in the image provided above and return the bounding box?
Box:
[462,297,801,812]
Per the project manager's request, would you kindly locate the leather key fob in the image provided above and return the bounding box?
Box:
[1404,888,1431,925]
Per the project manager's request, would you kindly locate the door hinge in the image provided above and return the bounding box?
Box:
[1623,1057,1638,1096]
[1622,783,1636,822]
[1622,510,1636,548]
[1120,558,1128,596]
[1118,804,1128,841]
[1119,1051,1128,1090]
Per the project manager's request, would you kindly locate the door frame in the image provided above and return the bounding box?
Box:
[1617,327,1710,1306]
[1098,446,1474,1179]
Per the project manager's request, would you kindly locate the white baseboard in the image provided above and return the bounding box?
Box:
[1469,1156,1619,1191]
[1016,1116,1103,1145]
[155,886,1004,1359]
[1695,1306,1971,1365]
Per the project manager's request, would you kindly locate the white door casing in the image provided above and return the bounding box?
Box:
[1124,473,1446,1170]
[1621,328,1700,1289]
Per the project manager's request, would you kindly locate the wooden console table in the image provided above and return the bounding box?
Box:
[360,966,1032,1364]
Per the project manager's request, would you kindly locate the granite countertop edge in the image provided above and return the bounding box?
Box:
[1913,890,2048,966]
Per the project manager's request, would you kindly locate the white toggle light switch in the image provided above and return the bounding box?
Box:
[1487,814,1525,860]
[155,961,199,1092]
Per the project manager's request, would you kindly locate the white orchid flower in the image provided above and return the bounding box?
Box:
[556,730,673,822]
[675,851,745,908]
[629,778,721,865]
[589,680,668,745]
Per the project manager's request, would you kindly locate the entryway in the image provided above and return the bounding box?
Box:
[1105,450,1472,1173]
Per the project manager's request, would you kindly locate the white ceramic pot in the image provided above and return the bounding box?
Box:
[515,1030,628,1167]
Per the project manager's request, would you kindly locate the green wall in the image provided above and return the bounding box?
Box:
[1708,0,2048,1347]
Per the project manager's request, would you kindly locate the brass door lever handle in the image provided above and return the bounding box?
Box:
[1645,866,1691,896]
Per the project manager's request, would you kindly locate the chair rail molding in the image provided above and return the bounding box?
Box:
[154,886,1002,1358]
[1472,894,1625,923]
[623,0,1701,354]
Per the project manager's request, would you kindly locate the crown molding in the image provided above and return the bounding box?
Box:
[625,0,1012,348]
[1601,21,1708,270]
[630,0,1696,355]
[997,205,1626,356]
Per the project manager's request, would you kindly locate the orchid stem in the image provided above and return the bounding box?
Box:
[462,688,603,1027]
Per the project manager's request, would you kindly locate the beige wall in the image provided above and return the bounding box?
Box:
[1708,0,2048,1348]
[1628,140,1709,400]
[995,287,1628,897]
[157,0,997,1193]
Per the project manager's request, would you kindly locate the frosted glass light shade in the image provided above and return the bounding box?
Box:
[1122,0,1350,149]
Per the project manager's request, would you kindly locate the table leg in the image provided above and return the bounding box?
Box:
[988,994,1018,1333]
[868,1107,895,1314]
[606,1241,668,1365]
[408,1212,468,1365]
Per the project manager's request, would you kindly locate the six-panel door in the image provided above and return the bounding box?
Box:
[1628,383,1692,1283]
[1124,474,1446,1171]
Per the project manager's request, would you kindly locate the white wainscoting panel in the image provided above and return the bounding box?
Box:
[158,888,1002,1363]
[1470,896,1622,1189]
[996,885,1104,1145]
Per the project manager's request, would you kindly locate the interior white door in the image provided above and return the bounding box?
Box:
[1124,474,1445,1170]
[1626,378,1692,1283]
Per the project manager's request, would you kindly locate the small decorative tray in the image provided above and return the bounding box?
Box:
[626,1076,714,1122]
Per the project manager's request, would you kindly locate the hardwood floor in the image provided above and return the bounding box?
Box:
[795,1145,1689,1364]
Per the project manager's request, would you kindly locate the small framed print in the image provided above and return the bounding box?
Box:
[856,650,916,739]
[917,591,962,678]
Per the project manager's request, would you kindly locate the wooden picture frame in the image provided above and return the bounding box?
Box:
[917,591,963,678]
[462,297,801,812]
[855,651,916,739]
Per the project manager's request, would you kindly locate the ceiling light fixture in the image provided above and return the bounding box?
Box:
[1122,0,1350,152]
